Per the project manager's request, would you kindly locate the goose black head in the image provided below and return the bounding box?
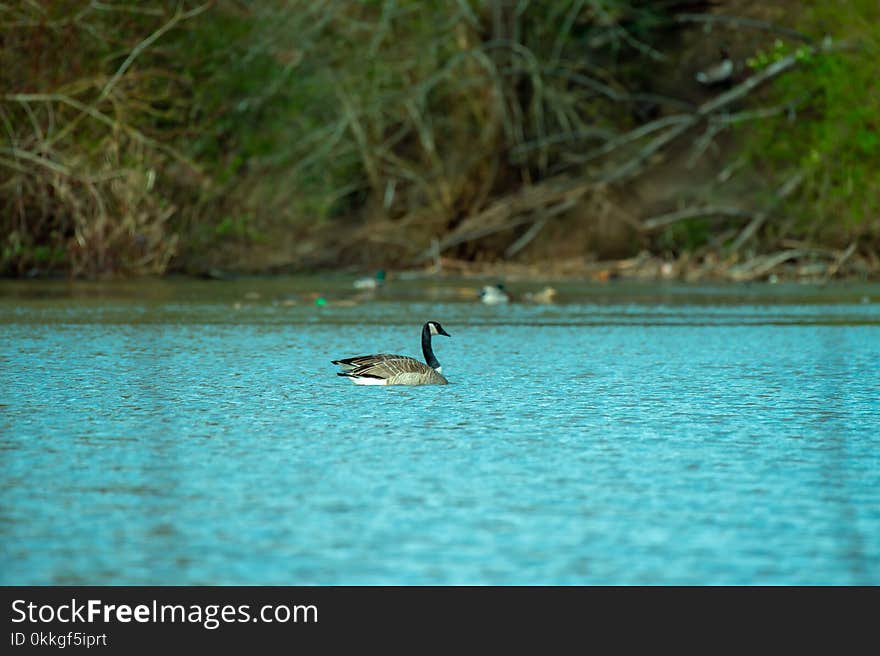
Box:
[426,321,451,337]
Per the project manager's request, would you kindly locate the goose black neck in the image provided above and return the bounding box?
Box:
[421,324,441,370]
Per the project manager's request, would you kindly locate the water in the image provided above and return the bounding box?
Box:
[1,277,878,585]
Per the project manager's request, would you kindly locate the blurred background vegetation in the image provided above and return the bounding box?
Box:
[1,0,877,278]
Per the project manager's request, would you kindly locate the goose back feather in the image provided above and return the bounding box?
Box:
[335,355,447,385]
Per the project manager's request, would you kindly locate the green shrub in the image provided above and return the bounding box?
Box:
[742,0,880,242]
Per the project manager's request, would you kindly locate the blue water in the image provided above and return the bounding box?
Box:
[1,279,878,584]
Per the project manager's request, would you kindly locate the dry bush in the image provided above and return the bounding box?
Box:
[0,1,208,276]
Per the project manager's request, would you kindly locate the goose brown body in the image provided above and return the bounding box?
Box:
[332,321,451,386]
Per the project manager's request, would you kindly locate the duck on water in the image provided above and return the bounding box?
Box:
[332,321,451,386]
[480,284,510,305]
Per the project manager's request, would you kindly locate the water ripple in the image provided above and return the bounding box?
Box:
[1,281,878,584]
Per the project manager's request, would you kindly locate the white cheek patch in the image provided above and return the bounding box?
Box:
[429,323,438,335]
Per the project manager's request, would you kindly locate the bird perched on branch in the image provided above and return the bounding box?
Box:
[696,47,734,87]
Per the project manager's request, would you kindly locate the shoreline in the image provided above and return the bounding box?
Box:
[413,248,878,284]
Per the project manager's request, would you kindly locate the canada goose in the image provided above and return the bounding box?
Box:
[480,284,510,305]
[332,320,451,386]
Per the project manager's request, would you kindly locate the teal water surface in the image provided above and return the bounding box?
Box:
[1,278,878,584]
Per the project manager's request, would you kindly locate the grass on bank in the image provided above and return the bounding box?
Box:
[740,0,880,246]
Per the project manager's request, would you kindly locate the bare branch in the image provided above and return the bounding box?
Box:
[641,206,753,232]
[0,147,73,177]
[90,2,166,16]
[415,178,591,262]
[504,200,575,258]
[553,70,694,110]
[42,2,214,149]
[5,93,201,172]
[97,2,213,104]
[565,114,694,167]
[727,249,815,281]
[599,118,696,182]
[728,172,803,252]
[824,242,858,280]
[674,13,813,44]
[727,213,768,252]
[696,39,843,117]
